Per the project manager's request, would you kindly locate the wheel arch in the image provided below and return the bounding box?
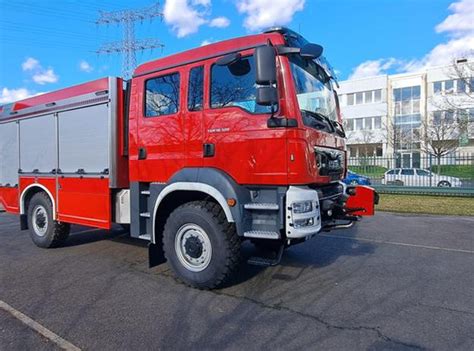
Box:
[20,184,56,220]
[152,183,234,244]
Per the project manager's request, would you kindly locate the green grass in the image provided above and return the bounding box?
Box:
[377,194,474,216]
[429,165,474,180]
[349,166,387,178]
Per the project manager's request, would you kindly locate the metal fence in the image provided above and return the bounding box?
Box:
[347,152,474,196]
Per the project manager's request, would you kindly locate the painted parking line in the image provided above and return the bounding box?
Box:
[319,234,474,254]
[0,300,81,351]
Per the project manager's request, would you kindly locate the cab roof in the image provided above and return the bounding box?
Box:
[133,31,286,78]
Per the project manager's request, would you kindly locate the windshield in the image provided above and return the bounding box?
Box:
[289,55,338,122]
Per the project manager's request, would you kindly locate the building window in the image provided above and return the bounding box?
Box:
[457,79,466,93]
[393,85,421,117]
[355,118,364,130]
[345,119,354,131]
[188,66,204,111]
[356,92,363,104]
[374,116,382,129]
[347,93,354,105]
[444,80,454,94]
[433,81,442,94]
[364,117,373,130]
[364,91,373,104]
[374,89,382,102]
[376,146,383,157]
[145,72,180,117]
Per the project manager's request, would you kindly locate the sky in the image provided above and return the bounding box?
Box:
[0,0,473,104]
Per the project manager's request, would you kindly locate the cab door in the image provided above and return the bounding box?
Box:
[201,50,288,185]
[184,64,205,168]
[136,68,185,182]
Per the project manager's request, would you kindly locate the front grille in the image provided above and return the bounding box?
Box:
[314,147,345,180]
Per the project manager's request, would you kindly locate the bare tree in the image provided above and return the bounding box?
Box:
[425,57,474,173]
[421,111,471,174]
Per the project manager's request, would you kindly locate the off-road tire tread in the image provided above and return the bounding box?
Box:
[163,200,241,290]
[28,192,70,248]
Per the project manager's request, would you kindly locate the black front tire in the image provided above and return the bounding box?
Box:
[27,192,70,248]
[162,201,241,289]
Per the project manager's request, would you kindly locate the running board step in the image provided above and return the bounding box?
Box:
[244,203,279,210]
[248,245,284,267]
[243,231,280,239]
[139,234,151,240]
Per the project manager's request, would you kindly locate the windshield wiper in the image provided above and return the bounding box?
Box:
[330,120,346,138]
[301,109,335,133]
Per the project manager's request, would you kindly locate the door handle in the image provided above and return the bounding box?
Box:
[138,147,147,160]
[203,143,215,157]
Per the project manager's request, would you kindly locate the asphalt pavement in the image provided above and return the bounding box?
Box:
[0,211,473,350]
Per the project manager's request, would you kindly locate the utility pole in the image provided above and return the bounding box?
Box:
[96,2,164,79]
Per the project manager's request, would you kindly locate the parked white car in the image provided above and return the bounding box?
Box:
[382,168,462,187]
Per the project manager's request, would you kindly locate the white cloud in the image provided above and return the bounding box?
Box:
[21,57,59,85]
[32,69,58,85]
[209,16,230,28]
[22,57,40,71]
[79,60,93,73]
[349,58,400,80]
[201,39,214,46]
[236,0,305,31]
[435,0,474,36]
[164,0,210,37]
[403,0,474,72]
[349,0,474,79]
[0,87,41,104]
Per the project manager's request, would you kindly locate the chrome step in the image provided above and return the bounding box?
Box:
[140,212,151,218]
[141,190,151,195]
[243,231,280,239]
[244,203,279,210]
[139,234,151,240]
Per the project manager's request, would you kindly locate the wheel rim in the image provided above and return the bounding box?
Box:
[439,181,450,187]
[175,224,212,272]
[32,205,48,237]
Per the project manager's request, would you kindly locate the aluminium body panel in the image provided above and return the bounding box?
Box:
[58,103,110,174]
[19,114,56,174]
[0,121,19,186]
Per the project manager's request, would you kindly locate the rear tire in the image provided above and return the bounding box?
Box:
[437,181,451,187]
[162,201,241,289]
[27,192,70,248]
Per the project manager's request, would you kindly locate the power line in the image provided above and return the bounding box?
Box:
[95,2,164,79]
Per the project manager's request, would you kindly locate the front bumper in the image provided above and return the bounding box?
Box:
[285,183,378,239]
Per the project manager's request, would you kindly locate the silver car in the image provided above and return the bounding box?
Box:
[382,168,462,187]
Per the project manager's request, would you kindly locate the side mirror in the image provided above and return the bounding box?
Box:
[256,86,278,106]
[255,45,276,85]
[300,43,324,59]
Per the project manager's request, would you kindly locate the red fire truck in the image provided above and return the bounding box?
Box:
[0,28,377,289]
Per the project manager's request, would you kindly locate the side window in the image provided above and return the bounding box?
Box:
[210,55,272,114]
[145,72,180,117]
[387,169,396,175]
[401,169,414,175]
[188,66,204,111]
[417,169,430,176]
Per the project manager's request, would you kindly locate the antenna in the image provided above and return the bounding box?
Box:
[96,2,164,79]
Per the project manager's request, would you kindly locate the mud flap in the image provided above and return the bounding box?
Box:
[345,185,378,216]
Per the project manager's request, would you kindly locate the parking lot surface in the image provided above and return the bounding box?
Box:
[0,210,473,350]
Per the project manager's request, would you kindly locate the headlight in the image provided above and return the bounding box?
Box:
[293,217,315,228]
[292,200,313,214]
